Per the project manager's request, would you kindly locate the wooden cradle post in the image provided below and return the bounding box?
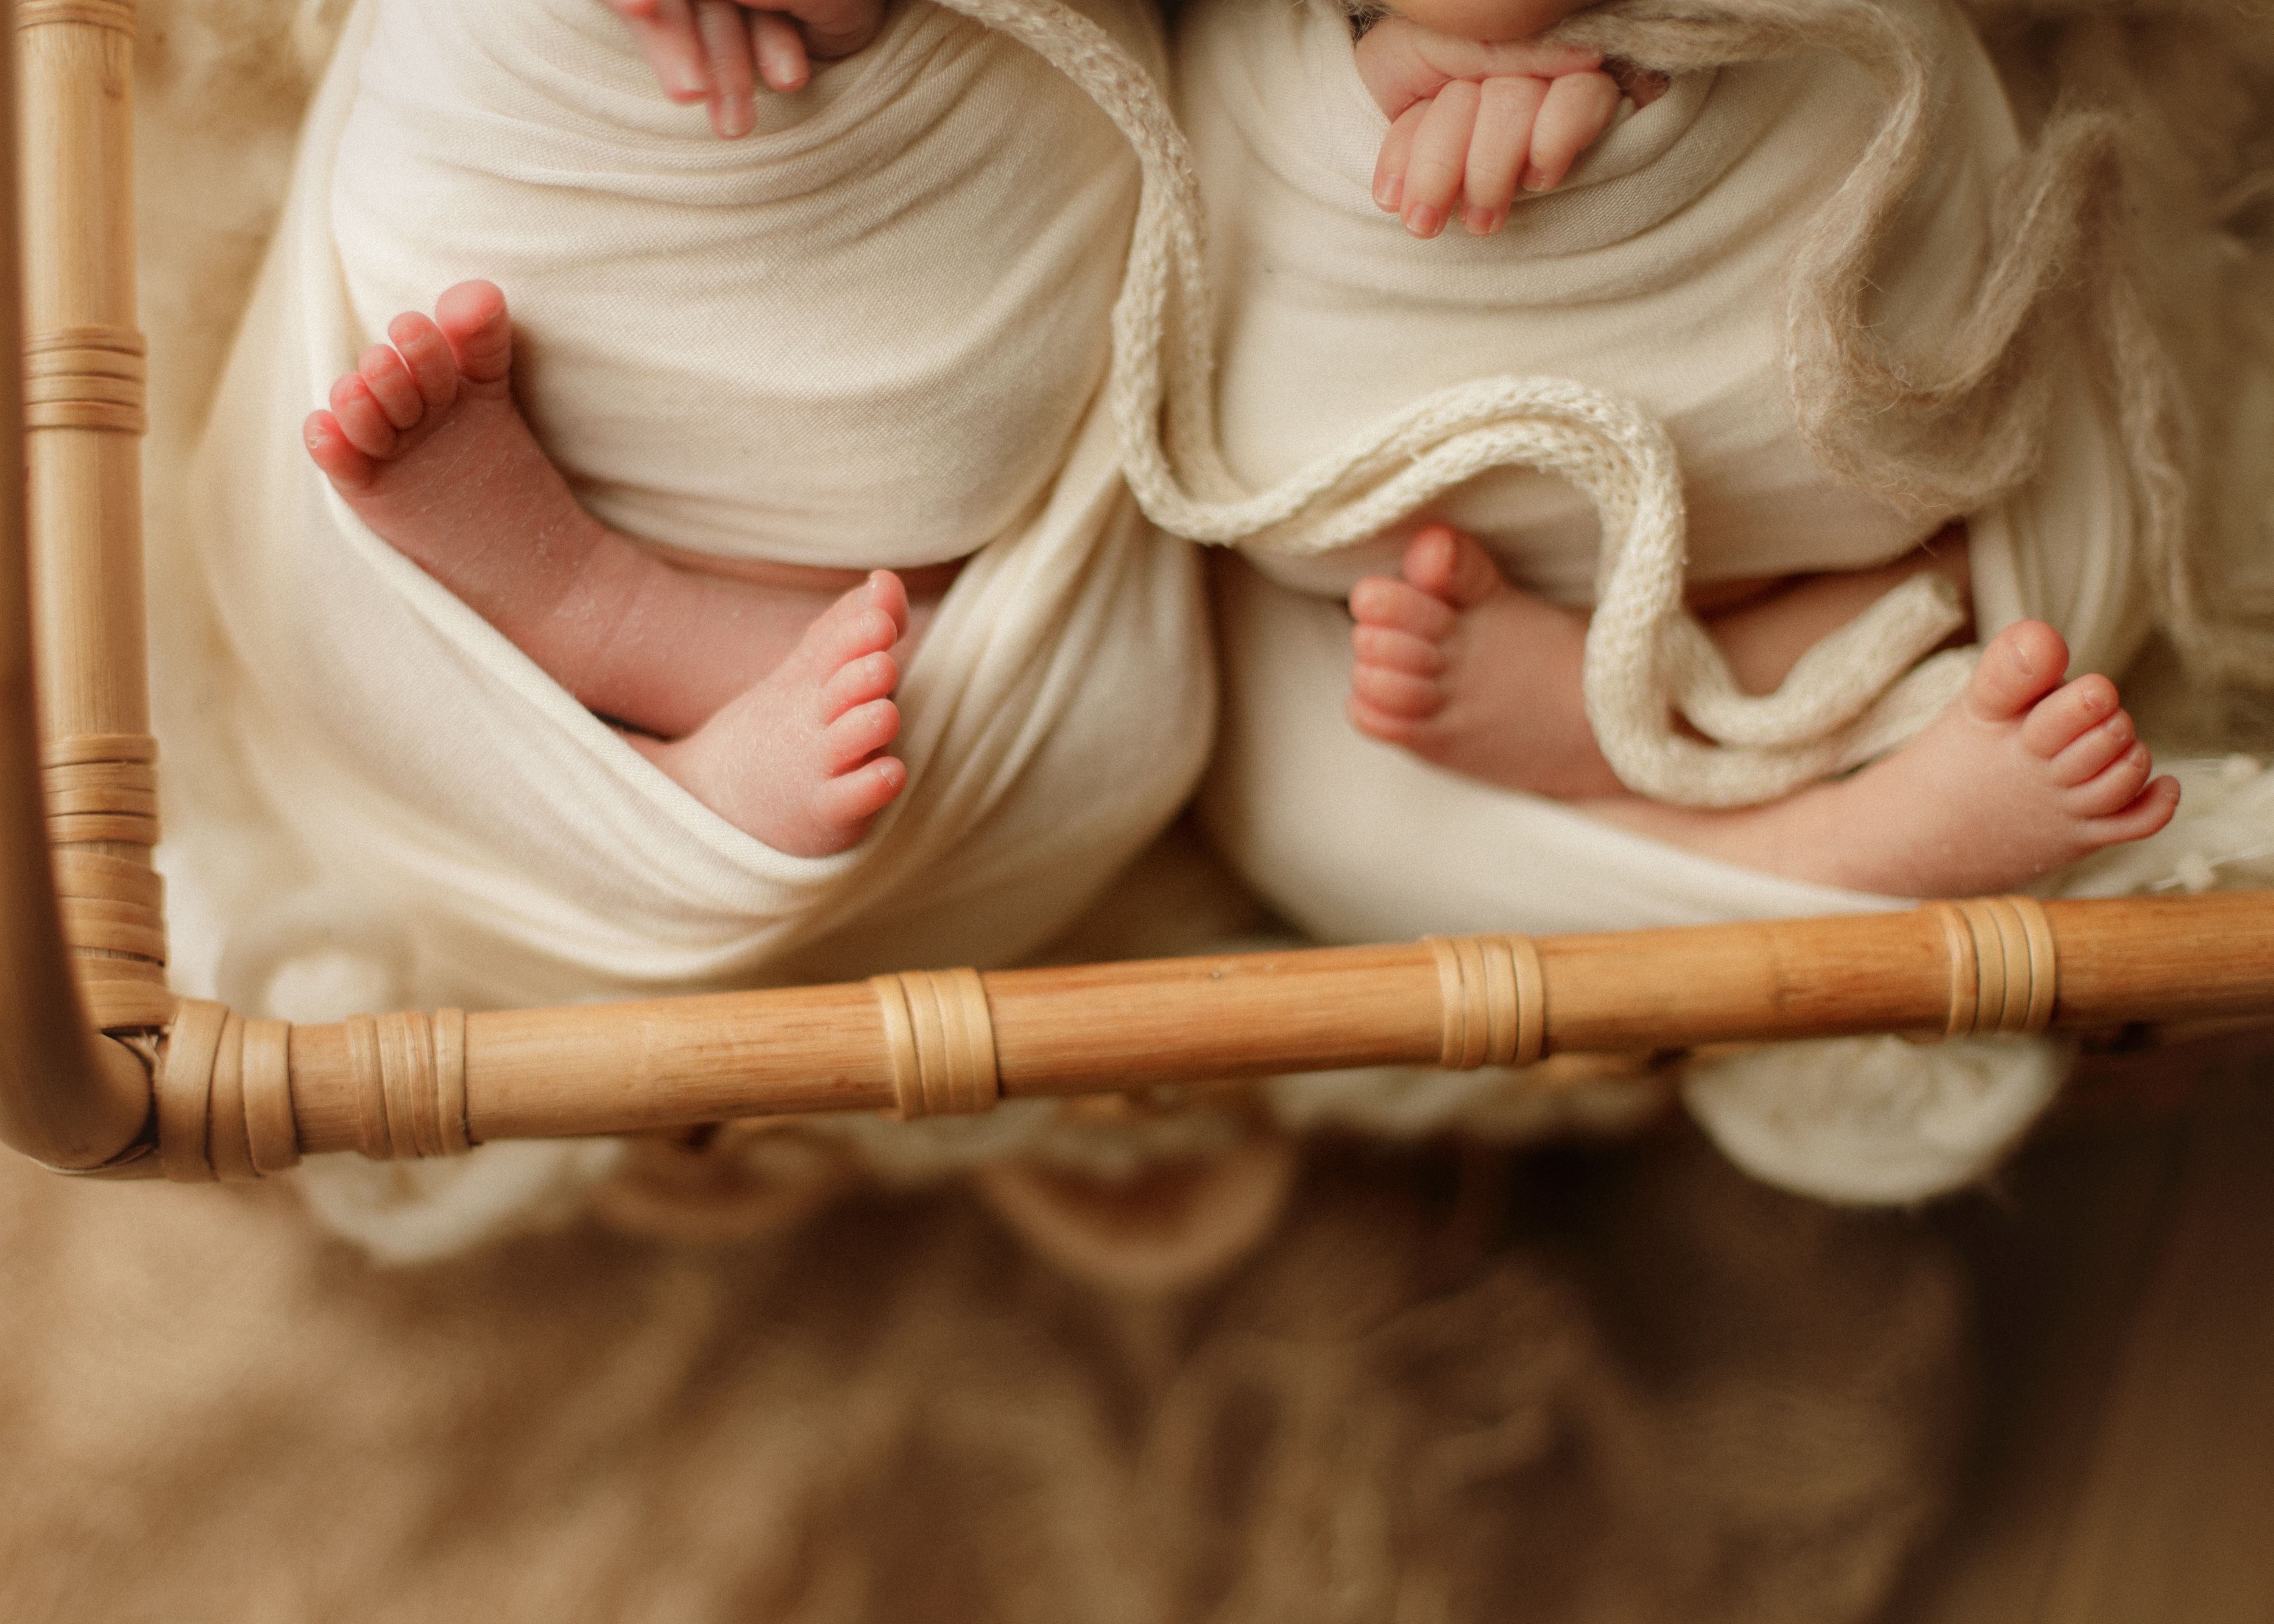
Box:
[2,0,162,1172]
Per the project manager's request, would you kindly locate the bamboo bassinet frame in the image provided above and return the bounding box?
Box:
[4,1,2270,1183]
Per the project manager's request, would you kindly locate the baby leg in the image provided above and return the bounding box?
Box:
[1592,620,2180,897]
[306,280,829,738]
[1351,526,1971,800]
[1351,527,2175,894]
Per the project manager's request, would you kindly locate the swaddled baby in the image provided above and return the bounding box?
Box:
[188,0,1209,1010]
[304,0,1161,858]
[1181,0,2177,906]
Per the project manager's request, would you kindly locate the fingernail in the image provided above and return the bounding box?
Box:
[720,94,753,138]
[1374,174,1403,211]
[1404,203,1443,239]
[1464,206,1503,237]
[1521,166,1552,193]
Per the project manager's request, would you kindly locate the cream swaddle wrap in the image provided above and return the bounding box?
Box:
[1173,0,2151,936]
[1094,0,2163,1199]
[176,0,1211,1225]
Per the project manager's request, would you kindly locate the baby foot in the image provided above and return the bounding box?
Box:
[629,570,911,857]
[1348,524,1626,799]
[303,281,588,570]
[1807,620,2180,896]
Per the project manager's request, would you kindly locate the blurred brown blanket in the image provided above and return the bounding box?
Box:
[0,1133,1963,1622]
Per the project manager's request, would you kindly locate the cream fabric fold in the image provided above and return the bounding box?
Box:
[179,0,1212,1019]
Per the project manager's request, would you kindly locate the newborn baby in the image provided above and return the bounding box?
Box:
[185,0,1209,1013]
[1182,0,2174,900]
[297,0,1159,859]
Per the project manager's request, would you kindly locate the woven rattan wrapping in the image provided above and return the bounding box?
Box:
[151,1001,304,1181]
[1425,934,1546,1069]
[872,969,1000,1119]
[44,738,169,1030]
[23,327,145,434]
[1931,896,2057,1037]
[16,1,136,35]
[343,1010,471,1161]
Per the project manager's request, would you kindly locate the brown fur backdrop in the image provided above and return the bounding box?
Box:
[0,1130,1967,1622]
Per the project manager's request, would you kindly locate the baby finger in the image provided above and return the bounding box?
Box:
[1403,81,1483,239]
[1462,75,1547,233]
[1523,70,1619,192]
[695,0,758,136]
[613,0,713,104]
[779,0,888,59]
[1373,100,1428,213]
[749,11,811,92]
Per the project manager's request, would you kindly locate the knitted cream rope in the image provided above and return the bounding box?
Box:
[931,0,2160,806]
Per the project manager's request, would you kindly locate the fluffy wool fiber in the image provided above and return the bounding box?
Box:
[1972,0,2274,708]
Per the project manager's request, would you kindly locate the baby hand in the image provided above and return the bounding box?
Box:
[1355,17,1620,238]
[603,0,887,138]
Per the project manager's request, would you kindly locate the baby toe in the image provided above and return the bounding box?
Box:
[1351,576,1455,641]
[802,592,900,672]
[303,411,375,489]
[386,314,462,413]
[816,755,907,831]
[1400,525,1502,610]
[326,373,399,458]
[2044,703,2134,787]
[358,343,426,431]
[822,696,900,773]
[2019,673,2119,761]
[2065,739,2156,818]
[1350,624,1448,678]
[860,570,911,634]
[1346,695,1419,747]
[1968,621,2070,724]
[1349,661,1445,722]
[822,650,899,719]
[433,281,516,385]
[2085,773,2181,844]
